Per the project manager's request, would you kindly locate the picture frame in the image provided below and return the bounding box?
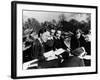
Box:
[11,1,98,79]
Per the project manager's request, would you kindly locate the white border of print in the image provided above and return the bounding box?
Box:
[17,3,96,77]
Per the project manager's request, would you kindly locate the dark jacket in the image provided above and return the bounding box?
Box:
[71,35,86,51]
[32,39,60,68]
[23,41,33,63]
[53,37,69,60]
[54,37,67,50]
[44,39,55,52]
[32,39,45,61]
[61,56,85,67]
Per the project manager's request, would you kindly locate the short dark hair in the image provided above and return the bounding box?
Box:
[55,28,62,35]
[76,29,83,34]
[50,27,56,30]
[38,28,48,37]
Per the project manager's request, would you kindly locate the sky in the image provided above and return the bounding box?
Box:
[23,10,91,23]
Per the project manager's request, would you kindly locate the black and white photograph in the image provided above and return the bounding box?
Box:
[11,1,97,79]
[22,10,91,69]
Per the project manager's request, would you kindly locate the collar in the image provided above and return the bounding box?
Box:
[38,38,43,44]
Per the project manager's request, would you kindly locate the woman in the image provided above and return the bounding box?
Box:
[70,29,86,51]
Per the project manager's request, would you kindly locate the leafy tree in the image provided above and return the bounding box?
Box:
[23,18,41,35]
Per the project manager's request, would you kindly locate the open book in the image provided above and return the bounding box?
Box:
[23,59,38,70]
[23,48,66,69]
[43,48,66,61]
[54,48,66,55]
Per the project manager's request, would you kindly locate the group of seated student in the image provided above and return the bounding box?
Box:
[32,28,70,68]
[23,28,89,69]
